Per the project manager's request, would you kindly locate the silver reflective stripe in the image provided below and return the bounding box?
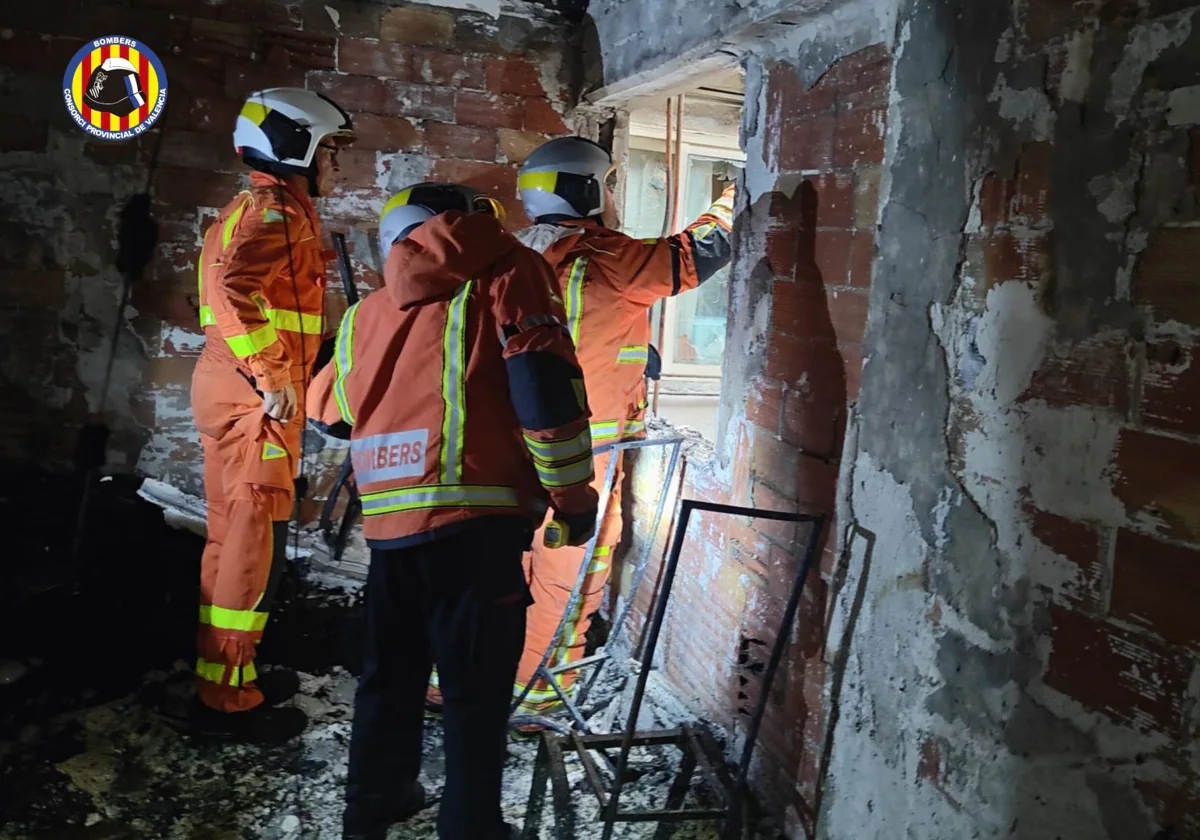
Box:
[534,456,594,488]
[617,345,649,364]
[440,282,472,484]
[565,257,587,346]
[361,484,519,515]
[350,430,430,485]
[334,301,362,425]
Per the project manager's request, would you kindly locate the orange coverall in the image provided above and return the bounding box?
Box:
[191,172,330,713]
[513,185,736,711]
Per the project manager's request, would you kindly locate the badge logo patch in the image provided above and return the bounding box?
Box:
[63,36,168,141]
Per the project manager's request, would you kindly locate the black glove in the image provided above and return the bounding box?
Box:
[557,508,598,547]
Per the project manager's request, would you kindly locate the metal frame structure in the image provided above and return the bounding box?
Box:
[522,499,826,840]
[509,436,685,733]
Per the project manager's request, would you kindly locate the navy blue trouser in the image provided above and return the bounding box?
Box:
[344,519,532,840]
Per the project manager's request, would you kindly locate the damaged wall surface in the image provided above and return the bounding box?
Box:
[0,0,576,509]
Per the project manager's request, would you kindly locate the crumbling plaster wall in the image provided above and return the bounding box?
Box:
[822,0,1200,838]
[0,0,576,512]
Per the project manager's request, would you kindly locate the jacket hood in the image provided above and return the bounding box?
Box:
[384,211,517,309]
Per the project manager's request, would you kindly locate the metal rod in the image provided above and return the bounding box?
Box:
[510,451,620,716]
[546,736,576,840]
[572,731,610,807]
[579,438,683,707]
[603,500,695,839]
[578,728,684,747]
[521,736,552,840]
[550,652,608,675]
[686,727,729,804]
[543,665,590,732]
[724,515,826,839]
[615,808,728,823]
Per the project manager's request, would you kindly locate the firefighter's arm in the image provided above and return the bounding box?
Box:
[304,302,360,441]
[209,211,294,392]
[490,246,599,529]
[619,183,736,306]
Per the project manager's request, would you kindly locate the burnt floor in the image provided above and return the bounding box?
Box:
[0,470,762,839]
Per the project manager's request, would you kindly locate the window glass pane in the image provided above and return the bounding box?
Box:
[623,148,669,239]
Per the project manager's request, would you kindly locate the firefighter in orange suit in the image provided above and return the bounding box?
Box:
[509,136,735,715]
[189,87,355,744]
[307,182,598,840]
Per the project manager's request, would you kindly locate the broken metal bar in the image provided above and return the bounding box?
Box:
[604,500,825,840]
[549,652,608,675]
[579,437,683,708]
[694,728,738,801]
[653,737,698,840]
[546,735,576,840]
[685,727,729,804]
[571,730,610,808]
[615,808,728,823]
[576,728,684,747]
[521,735,552,840]
[542,665,590,731]
[510,714,573,737]
[724,515,825,840]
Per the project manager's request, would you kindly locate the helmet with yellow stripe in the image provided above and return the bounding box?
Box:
[518,136,613,221]
[378,182,506,260]
[233,87,355,196]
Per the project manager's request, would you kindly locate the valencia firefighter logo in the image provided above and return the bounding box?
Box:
[63,36,167,141]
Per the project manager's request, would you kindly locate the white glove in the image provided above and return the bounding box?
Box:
[262,383,298,421]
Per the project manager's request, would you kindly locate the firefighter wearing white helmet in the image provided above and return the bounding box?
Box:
[377,182,505,261]
[497,135,737,724]
[189,87,355,744]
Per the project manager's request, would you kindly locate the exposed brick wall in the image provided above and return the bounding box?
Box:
[620,44,891,833]
[0,0,573,500]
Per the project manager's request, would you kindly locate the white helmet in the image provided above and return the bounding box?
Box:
[233,87,354,192]
[518,137,613,221]
[378,182,505,260]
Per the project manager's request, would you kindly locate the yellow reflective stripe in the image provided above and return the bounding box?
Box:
[240,101,271,126]
[518,171,558,193]
[196,658,258,687]
[361,484,519,516]
[200,605,269,633]
[334,301,362,425]
[222,198,251,251]
[691,221,720,240]
[524,428,592,464]
[534,455,594,488]
[440,282,472,484]
[242,662,257,685]
[617,344,649,364]
[266,308,323,333]
[196,658,226,685]
[199,305,217,327]
[565,257,587,347]
[590,420,619,441]
[225,322,278,358]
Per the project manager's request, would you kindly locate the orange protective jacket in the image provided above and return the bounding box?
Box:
[198,172,329,394]
[307,211,598,548]
[517,185,735,445]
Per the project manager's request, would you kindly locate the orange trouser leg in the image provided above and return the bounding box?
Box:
[515,450,624,712]
[192,361,299,713]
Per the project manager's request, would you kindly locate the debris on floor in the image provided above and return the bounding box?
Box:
[0,471,772,839]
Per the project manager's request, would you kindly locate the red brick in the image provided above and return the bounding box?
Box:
[337,38,410,79]
[854,167,882,230]
[769,62,836,116]
[455,91,525,130]
[1111,528,1200,648]
[848,231,875,288]
[778,116,835,172]
[771,280,829,338]
[1013,142,1053,226]
[523,98,568,135]
[782,378,845,457]
[833,106,886,168]
[380,6,456,46]
[752,432,800,499]
[979,232,1049,287]
[190,96,241,135]
[381,81,455,121]
[0,117,47,152]
[1045,604,1190,733]
[765,330,843,387]
[1136,227,1200,327]
[809,172,855,229]
[153,168,240,209]
[979,171,1016,229]
[828,289,870,348]
[485,57,546,97]
[497,129,549,165]
[811,229,855,287]
[183,18,257,61]
[1028,508,1105,610]
[431,160,516,199]
[746,379,784,433]
[308,72,389,115]
[425,122,497,161]
[1022,334,1131,414]
[224,60,307,97]
[161,55,227,99]
[333,149,379,191]
[409,49,486,89]
[1142,340,1200,435]
[259,29,336,70]
[821,44,892,94]
[751,481,801,547]
[350,113,424,153]
[1115,429,1200,543]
